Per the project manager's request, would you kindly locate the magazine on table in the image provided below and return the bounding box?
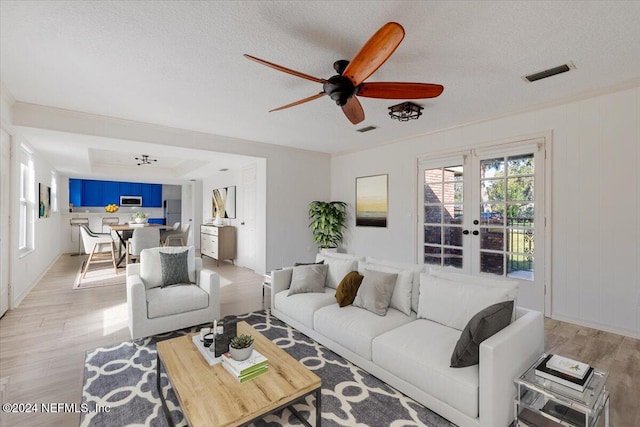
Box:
[534,354,594,392]
[191,335,222,366]
[222,362,268,383]
[546,354,590,379]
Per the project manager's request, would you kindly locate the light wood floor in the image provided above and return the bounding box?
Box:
[1,254,638,426]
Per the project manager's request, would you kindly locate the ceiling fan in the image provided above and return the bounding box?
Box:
[244,22,444,125]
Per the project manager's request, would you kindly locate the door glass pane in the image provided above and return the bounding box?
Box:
[480,228,504,251]
[480,204,505,225]
[443,227,463,247]
[424,205,442,224]
[507,203,534,225]
[481,179,505,202]
[424,226,441,244]
[422,164,464,268]
[507,229,534,257]
[508,254,534,278]
[480,252,504,275]
[507,177,534,201]
[425,182,442,203]
[444,248,463,268]
[424,245,442,265]
[480,158,504,179]
[507,154,534,175]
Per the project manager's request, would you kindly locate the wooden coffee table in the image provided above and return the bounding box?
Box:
[156,321,322,426]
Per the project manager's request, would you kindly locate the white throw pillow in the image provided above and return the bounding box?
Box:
[365,257,424,313]
[417,273,514,330]
[316,253,360,289]
[353,269,397,316]
[140,246,196,289]
[359,262,413,316]
[288,264,329,296]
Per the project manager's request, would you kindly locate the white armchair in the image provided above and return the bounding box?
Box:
[126,246,220,340]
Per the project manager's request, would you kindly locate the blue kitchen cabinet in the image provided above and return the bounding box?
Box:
[69,179,82,207]
[82,180,105,206]
[142,184,162,207]
[103,181,119,205]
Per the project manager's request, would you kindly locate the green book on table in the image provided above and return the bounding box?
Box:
[222,362,269,383]
[221,350,268,377]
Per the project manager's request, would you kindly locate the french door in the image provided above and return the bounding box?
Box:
[418,139,547,312]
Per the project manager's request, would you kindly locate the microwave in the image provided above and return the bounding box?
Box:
[120,196,142,207]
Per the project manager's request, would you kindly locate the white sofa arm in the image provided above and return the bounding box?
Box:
[126,274,148,339]
[126,263,141,277]
[479,308,544,427]
[199,268,221,321]
[270,268,292,309]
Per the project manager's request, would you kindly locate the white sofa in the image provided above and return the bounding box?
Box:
[271,252,544,427]
[126,246,220,340]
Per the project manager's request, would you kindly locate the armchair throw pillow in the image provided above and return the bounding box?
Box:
[335,271,364,307]
[159,250,191,287]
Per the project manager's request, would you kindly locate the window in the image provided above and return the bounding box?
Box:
[50,171,58,213]
[19,145,34,254]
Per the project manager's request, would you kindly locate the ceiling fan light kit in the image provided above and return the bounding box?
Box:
[388,102,423,122]
[245,22,443,125]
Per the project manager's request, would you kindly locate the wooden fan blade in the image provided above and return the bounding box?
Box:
[358,82,444,99]
[269,92,325,112]
[342,96,365,124]
[244,54,326,84]
[342,22,405,87]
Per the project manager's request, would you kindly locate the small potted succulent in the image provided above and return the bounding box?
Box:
[229,334,254,361]
[132,211,147,224]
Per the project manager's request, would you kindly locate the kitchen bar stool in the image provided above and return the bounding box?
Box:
[101,217,120,233]
[70,217,89,256]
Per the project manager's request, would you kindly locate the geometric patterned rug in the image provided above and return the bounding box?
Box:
[81,310,454,426]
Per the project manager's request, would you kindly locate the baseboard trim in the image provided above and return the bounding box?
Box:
[551,312,640,340]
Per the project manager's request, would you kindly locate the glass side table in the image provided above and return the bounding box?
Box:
[514,353,610,427]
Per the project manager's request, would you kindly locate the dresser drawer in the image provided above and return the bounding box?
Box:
[201,225,218,236]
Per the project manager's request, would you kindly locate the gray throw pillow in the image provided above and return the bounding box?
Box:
[353,269,397,316]
[159,250,191,287]
[288,264,329,296]
[450,300,514,368]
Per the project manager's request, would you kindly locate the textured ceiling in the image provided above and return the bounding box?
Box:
[2,1,640,178]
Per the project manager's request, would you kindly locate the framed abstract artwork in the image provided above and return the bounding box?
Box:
[39,183,51,218]
[356,174,388,227]
[212,185,236,219]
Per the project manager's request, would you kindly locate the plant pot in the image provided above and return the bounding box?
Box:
[134,217,146,224]
[229,343,254,361]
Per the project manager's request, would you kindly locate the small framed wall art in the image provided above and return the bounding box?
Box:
[39,183,51,218]
[356,174,388,227]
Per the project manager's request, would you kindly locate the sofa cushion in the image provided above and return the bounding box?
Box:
[316,252,361,289]
[364,257,424,313]
[146,284,208,319]
[335,271,364,307]
[288,264,329,296]
[373,319,479,418]
[314,304,415,360]
[451,300,514,368]
[429,267,518,320]
[159,250,191,287]
[418,273,514,330]
[353,269,397,316]
[140,246,196,289]
[274,288,336,329]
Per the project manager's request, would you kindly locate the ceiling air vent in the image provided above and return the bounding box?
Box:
[357,126,377,133]
[523,62,575,83]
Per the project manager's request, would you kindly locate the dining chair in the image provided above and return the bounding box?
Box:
[165,223,190,247]
[79,224,117,278]
[70,218,90,256]
[160,222,180,245]
[126,227,161,265]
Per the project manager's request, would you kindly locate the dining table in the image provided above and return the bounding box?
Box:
[110,223,171,267]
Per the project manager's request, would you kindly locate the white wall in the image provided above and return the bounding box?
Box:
[331,85,640,339]
[1,92,62,307]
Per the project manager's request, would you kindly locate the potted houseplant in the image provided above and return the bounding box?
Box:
[229,334,254,361]
[308,201,347,250]
[132,211,147,224]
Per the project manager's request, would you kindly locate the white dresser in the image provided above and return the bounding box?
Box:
[200,225,236,266]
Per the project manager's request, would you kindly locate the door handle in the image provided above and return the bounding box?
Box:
[472,230,479,236]
[462,230,470,235]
